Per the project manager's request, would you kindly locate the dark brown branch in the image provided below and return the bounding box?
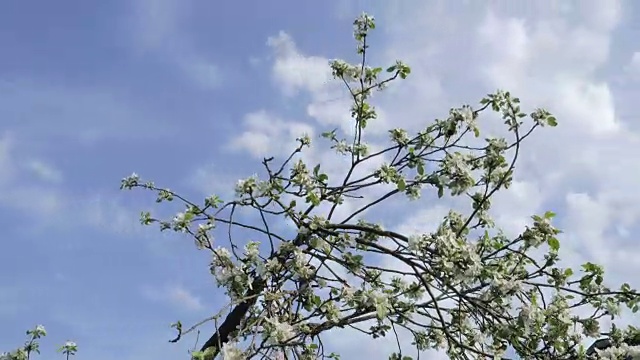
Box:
[200,232,311,357]
[199,281,264,354]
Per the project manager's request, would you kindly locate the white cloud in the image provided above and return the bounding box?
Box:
[473,10,620,134]
[0,79,171,143]
[22,159,63,184]
[490,180,547,237]
[577,0,622,31]
[0,133,64,216]
[141,284,204,311]
[267,31,334,97]
[395,204,450,236]
[128,0,188,53]
[377,1,640,350]
[1,186,63,217]
[127,0,223,90]
[181,56,223,90]
[0,132,155,239]
[76,195,150,235]
[626,51,640,79]
[0,133,16,186]
[187,163,237,199]
[164,285,204,311]
[228,110,315,158]
[463,0,640,292]
[266,31,390,136]
[227,29,405,234]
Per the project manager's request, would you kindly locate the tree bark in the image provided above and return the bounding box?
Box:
[199,232,309,357]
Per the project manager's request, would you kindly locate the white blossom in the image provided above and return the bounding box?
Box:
[265,318,296,344]
[407,234,423,253]
[221,341,244,360]
[367,291,390,319]
[596,344,640,359]
[244,241,260,260]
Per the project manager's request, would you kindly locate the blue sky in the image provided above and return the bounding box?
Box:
[2,1,640,359]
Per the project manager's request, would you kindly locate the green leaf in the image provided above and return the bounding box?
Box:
[306,192,321,206]
[544,210,556,219]
[437,186,444,198]
[417,162,425,176]
[547,116,558,127]
[191,351,205,360]
[397,178,406,191]
[548,237,560,251]
[564,268,573,277]
[322,128,338,139]
[170,321,182,330]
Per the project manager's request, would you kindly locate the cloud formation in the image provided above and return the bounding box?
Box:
[127,0,223,89]
[141,284,204,312]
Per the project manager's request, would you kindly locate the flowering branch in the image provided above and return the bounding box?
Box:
[120,12,640,360]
